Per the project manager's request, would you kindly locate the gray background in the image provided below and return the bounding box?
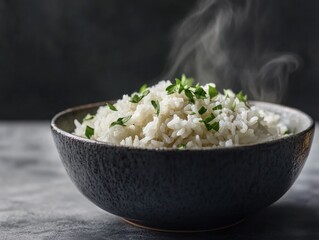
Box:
[1,0,319,120]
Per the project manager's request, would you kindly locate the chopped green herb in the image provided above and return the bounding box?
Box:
[106,103,117,111]
[139,84,148,94]
[165,75,222,104]
[203,122,210,130]
[205,121,219,131]
[236,91,248,102]
[236,91,250,107]
[130,91,149,103]
[184,89,195,104]
[142,89,150,97]
[110,115,132,128]
[130,85,150,103]
[190,112,196,115]
[209,85,218,99]
[213,104,222,111]
[203,113,216,123]
[85,125,94,138]
[175,78,184,93]
[166,74,194,95]
[194,86,207,99]
[130,94,142,103]
[180,74,194,88]
[198,106,207,114]
[177,143,186,149]
[284,129,292,135]
[211,122,219,131]
[200,112,219,131]
[151,100,160,116]
[166,84,177,95]
[83,114,94,121]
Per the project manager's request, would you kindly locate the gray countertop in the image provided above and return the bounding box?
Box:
[0,122,318,240]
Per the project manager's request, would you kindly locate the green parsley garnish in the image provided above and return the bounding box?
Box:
[184,89,195,104]
[176,78,184,93]
[236,91,250,107]
[139,84,148,94]
[190,112,196,115]
[130,84,150,103]
[83,114,94,121]
[130,90,149,103]
[284,129,292,135]
[166,84,177,95]
[206,121,219,131]
[165,74,208,103]
[166,74,194,95]
[209,85,218,99]
[85,125,94,139]
[213,104,222,111]
[151,100,160,116]
[201,113,216,123]
[179,74,194,89]
[110,115,132,128]
[130,94,143,103]
[200,113,219,132]
[177,143,186,149]
[236,91,248,102]
[142,89,150,96]
[106,103,117,111]
[194,86,207,99]
[198,106,207,114]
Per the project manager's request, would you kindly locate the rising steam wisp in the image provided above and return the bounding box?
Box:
[165,0,299,103]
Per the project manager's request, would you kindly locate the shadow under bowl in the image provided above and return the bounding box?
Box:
[51,101,314,231]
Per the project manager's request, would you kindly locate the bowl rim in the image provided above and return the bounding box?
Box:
[51,101,315,152]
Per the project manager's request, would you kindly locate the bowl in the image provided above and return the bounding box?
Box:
[51,101,314,232]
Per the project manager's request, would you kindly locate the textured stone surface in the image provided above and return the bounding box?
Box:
[0,122,319,239]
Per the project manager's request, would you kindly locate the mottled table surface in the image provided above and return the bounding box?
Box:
[0,122,318,240]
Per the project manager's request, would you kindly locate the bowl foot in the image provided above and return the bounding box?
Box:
[122,217,245,233]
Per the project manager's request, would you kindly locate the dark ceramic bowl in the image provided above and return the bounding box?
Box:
[51,101,314,232]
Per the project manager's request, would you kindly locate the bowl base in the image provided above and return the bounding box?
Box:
[122,217,245,233]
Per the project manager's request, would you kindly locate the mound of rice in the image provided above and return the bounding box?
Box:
[74,78,289,149]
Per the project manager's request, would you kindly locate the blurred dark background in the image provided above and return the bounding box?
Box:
[0,0,319,120]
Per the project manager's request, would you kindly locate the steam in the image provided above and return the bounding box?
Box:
[165,0,299,103]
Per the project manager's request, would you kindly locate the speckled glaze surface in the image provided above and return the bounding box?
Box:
[51,101,314,231]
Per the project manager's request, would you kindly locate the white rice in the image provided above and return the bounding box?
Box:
[74,80,290,149]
